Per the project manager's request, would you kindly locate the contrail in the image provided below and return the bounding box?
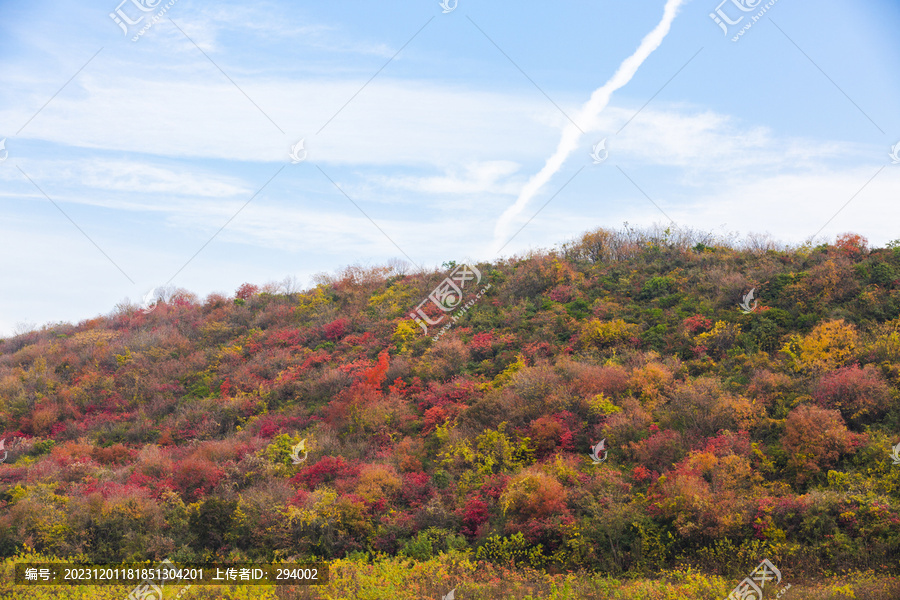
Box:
[491,0,687,253]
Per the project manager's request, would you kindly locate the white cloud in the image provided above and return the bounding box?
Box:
[1,74,564,168]
[372,160,523,195]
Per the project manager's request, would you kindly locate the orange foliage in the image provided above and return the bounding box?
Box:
[782,405,862,483]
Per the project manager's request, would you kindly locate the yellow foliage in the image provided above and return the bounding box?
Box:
[587,393,622,417]
[355,464,402,503]
[579,319,638,349]
[695,321,741,356]
[392,319,419,352]
[781,319,858,373]
[367,281,416,319]
[293,285,332,321]
[481,354,526,391]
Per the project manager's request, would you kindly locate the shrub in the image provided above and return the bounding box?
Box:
[812,364,891,426]
[782,405,861,483]
[782,319,858,373]
[460,497,490,539]
[630,429,687,473]
[172,457,224,501]
[188,497,237,553]
[355,463,402,504]
[323,317,350,341]
[579,319,639,349]
[500,469,567,521]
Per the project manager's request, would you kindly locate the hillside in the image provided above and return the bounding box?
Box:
[2,225,900,592]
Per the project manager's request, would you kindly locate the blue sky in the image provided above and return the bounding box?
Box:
[1,0,899,336]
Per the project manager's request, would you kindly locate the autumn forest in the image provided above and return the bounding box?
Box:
[2,225,900,599]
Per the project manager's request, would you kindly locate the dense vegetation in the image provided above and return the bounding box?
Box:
[2,225,900,596]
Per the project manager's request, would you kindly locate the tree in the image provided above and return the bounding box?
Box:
[235,283,259,301]
[813,364,891,426]
[189,497,237,554]
[781,319,858,373]
[782,405,861,483]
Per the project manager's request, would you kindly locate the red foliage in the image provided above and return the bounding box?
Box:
[480,473,510,501]
[702,430,751,457]
[235,283,259,300]
[630,429,688,473]
[323,318,350,341]
[470,332,496,360]
[90,443,135,465]
[361,350,390,390]
[418,377,478,411]
[683,314,713,334]
[631,465,652,482]
[291,456,360,490]
[834,232,869,258]
[421,406,450,435]
[460,497,490,538]
[400,472,433,508]
[548,284,576,303]
[523,341,554,360]
[172,457,223,501]
[529,412,576,457]
[267,328,303,348]
[783,405,862,482]
[813,364,891,425]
